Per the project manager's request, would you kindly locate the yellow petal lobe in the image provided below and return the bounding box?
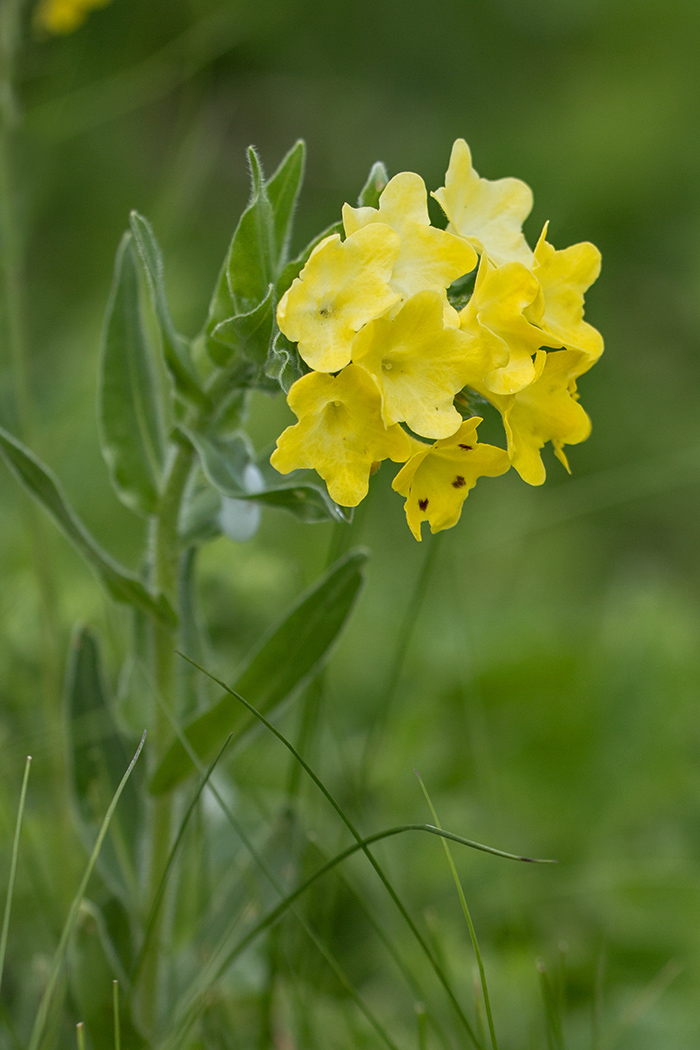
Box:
[433,139,534,266]
[343,171,477,306]
[392,419,510,540]
[352,290,481,439]
[527,224,604,371]
[485,349,592,485]
[270,365,412,507]
[276,226,401,372]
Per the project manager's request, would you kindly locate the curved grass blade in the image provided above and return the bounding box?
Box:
[178,653,487,1050]
[416,773,500,1050]
[214,820,555,983]
[27,733,146,1050]
[0,756,32,996]
[0,426,176,625]
[148,689,403,1050]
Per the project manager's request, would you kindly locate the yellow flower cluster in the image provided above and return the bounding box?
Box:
[34,0,111,34]
[271,140,603,540]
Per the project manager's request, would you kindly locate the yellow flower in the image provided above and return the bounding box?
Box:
[484,349,591,485]
[276,225,401,372]
[526,223,604,371]
[35,0,111,33]
[352,290,483,439]
[342,171,476,312]
[270,365,411,507]
[433,139,534,266]
[459,254,556,396]
[392,418,510,540]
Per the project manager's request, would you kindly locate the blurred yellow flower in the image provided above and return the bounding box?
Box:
[270,365,411,507]
[277,226,400,372]
[392,418,510,540]
[35,0,111,34]
[433,138,534,266]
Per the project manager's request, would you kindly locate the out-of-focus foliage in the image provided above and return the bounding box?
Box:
[3,0,700,1046]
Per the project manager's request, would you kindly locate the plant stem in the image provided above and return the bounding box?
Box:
[139,440,194,1034]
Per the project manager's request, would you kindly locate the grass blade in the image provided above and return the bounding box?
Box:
[178,651,486,1050]
[416,772,499,1050]
[0,755,32,995]
[27,732,146,1050]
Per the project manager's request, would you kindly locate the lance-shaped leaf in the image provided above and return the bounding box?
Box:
[150,548,369,793]
[129,211,204,405]
[100,232,166,517]
[357,160,389,208]
[185,427,350,524]
[266,139,306,269]
[65,627,143,900]
[209,283,275,369]
[226,147,276,312]
[0,426,176,624]
[205,148,276,366]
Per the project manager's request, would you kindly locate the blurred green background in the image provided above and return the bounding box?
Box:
[3,0,700,1046]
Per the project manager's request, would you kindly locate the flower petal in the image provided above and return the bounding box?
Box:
[270,365,411,506]
[433,139,534,267]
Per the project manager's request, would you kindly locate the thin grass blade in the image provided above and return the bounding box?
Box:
[0,755,32,995]
[27,732,146,1050]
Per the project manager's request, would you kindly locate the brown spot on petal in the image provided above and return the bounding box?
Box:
[418,498,429,511]
[458,444,473,451]
[452,475,466,489]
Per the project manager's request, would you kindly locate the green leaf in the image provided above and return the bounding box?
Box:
[204,148,276,368]
[129,211,204,405]
[266,139,306,269]
[150,548,369,793]
[185,427,349,523]
[264,329,307,393]
[100,232,166,517]
[0,426,176,624]
[65,627,144,899]
[357,161,389,208]
[226,147,276,312]
[209,283,275,369]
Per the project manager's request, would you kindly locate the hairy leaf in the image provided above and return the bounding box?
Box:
[150,548,368,793]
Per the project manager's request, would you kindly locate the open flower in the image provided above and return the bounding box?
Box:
[433,139,534,266]
[270,365,411,507]
[526,223,604,371]
[352,290,482,439]
[483,349,592,485]
[392,418,510,540]
[459,255,556,395]
[342,171,476,313]
[277,225,401,372]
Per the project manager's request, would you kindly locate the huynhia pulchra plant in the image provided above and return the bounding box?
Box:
[0,135,601,1042]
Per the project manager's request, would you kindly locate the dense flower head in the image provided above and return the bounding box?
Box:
[272,139,603,539]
